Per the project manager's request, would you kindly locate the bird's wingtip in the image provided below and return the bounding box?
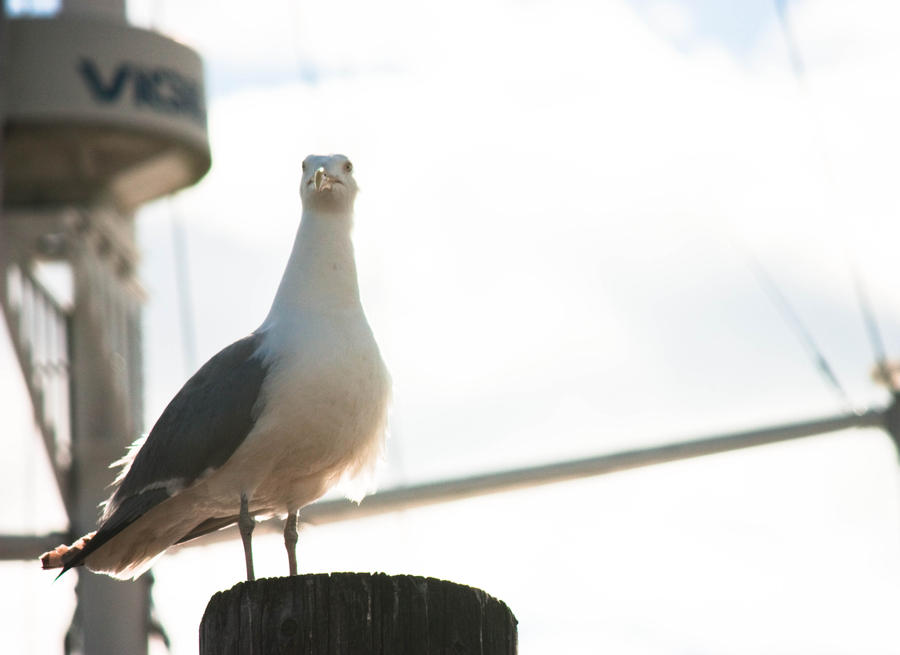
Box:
[40,544,68,570]
[39,531,96,574]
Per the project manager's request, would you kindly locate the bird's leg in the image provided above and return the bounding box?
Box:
[239,493,255,581]
[284,510,299,576]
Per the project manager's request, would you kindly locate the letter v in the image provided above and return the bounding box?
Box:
[79,58,129,102]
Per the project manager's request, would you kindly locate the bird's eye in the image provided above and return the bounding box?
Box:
[344,161,353,173]
[302,161,307,172]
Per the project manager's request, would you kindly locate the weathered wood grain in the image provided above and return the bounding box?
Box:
[200,573,517,655]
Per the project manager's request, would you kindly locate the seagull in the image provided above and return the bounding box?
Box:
[40,154,391,581]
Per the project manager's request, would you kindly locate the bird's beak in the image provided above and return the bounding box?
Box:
[314,167,332,191]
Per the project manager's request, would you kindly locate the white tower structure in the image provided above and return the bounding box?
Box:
[0,1,210,652]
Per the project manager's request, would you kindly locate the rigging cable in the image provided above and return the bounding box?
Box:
[774,0,895,394]
[169,198,198,375]
[852,265,894,388]
[741,244,854,411]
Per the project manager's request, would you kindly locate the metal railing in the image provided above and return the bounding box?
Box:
[3,263,73,498]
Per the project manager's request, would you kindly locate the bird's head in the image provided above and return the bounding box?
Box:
[299,154,358,213]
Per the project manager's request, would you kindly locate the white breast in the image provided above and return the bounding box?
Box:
[197,311,390,516]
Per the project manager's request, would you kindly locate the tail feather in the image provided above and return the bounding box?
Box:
[39,487,171,579]
[40,532,96,573]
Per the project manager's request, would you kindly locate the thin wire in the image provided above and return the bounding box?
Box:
[741,244,853,410]
[773,0,807,83]
[775,0,894,392]
[169,199,198,375]
[852,265,894,387]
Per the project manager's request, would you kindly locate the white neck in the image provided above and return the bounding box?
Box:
[262,208,361,324]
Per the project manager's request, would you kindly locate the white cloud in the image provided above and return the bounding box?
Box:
[644,0,695,43]
[130,0,900,477]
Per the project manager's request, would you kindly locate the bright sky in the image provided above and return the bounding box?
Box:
[4,0,900,653]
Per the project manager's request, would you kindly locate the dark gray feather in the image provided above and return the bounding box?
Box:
[60,487,171,572]
[62,333,270,572]
[176,514,240,544]
[114,332,270,501]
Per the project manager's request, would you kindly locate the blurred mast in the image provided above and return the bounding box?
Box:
[0,0,210,651]
[5,406,890,552]
[161,406,896,543]
[775,0,896,392]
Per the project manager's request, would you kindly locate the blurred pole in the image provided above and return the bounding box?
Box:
[182,407,887,546]
[3,408,889,558]
[68,237,151,655]
[302,408,888,522]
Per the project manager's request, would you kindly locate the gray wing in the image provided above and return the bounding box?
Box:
[114,332,270,500]
[60,332,270,571]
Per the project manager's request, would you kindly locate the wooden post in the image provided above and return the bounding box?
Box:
[199,573,517,655]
